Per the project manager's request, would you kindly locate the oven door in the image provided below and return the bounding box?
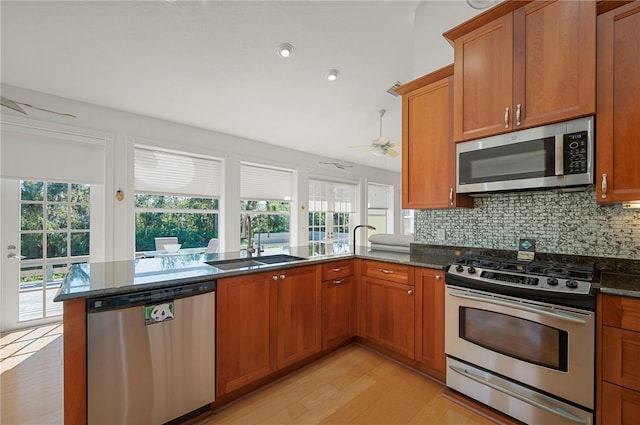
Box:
[445,285,594,410]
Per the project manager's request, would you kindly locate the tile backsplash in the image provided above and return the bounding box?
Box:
[414,188,640,260]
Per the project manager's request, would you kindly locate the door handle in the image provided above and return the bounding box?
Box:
[601,173,607,199]
[516,104,521,126]
[7,252,26,260]
[504,107,510,128]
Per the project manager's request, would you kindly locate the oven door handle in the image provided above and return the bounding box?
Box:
[449,365,588,424]
[448,291,588,324]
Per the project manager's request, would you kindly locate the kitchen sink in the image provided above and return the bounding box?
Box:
[206,254,306,271]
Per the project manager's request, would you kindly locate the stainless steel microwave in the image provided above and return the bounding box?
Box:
[456,116,594,194]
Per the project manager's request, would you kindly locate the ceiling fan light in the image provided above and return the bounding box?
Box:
[277,43,294,58]
[325,69,339,81]
[372,146,387,156]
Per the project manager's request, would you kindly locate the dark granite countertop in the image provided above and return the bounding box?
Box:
[54,244,440,302]
[599,272,640,299]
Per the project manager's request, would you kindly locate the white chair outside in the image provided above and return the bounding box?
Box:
[155,237,178,251]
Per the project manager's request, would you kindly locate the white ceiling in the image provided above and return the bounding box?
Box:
[1,1,477,173]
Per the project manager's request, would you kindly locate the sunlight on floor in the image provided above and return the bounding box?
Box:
[0,323,62,372]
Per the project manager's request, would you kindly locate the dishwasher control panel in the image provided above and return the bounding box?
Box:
[87,280,216,312]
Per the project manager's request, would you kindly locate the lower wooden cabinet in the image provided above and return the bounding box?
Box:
[414,268,445,381]
[216,265,320,396]
[321,260,355,349]
[360,274,415,359]
[600,294,640,425]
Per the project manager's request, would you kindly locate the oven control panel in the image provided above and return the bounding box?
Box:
[447,264,592,295]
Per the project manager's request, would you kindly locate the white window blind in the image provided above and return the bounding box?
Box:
[1,123,106,184]
[240,163,292,201]
[368,183,390,209]
[309,180,356,212]
[135,147,221,197]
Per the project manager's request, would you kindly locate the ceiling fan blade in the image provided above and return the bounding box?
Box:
[375,136,390,146]
[389,142,401,148]
[386,148,400,158]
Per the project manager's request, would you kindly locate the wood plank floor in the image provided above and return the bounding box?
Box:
[203,345,495,425]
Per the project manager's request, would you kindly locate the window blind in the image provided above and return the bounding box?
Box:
[309,179,356,212]
[368,184,389,209]
[240,163,292,201]
[135,147,221,197]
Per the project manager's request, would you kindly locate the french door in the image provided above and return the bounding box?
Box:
[1,179,91,331]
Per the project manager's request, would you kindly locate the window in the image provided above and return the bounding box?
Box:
[308,180,356,248]
[403,209,415,235]
[240,163,293,251]
[368,183,392,234]
[19,180,91,321]
[134,147,221,253]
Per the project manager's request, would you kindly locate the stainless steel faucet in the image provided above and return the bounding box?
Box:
[243,214,255,255]
[352,224,376,254]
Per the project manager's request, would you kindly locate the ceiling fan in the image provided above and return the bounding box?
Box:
[1,95,77,118]
[353,109,400,158]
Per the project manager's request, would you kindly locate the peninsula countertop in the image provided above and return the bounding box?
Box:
[54,244,448,302]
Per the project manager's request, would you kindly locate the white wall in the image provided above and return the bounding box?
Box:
[1,84,401,261]
[413,0,485,77]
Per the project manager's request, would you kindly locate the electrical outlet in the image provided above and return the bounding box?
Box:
[437,229,446,241]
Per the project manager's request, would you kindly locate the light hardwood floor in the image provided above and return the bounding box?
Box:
[1,325,494,425]
[204,345,495,425]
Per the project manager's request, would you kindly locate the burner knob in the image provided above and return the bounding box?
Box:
[455,265,464,272]
[547,277,559,286]
[468,266,476,274]
[566,279,579,289]
[484,272,495,279]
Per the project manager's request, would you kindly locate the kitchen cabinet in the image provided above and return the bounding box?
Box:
[216,264,321,396]
[599,294,640,425]
[321,260,355,349]
[395,65,472,209]
[414,268,445,382]
[446,0,595,142]
[360,260,415,359]
[596,2,640,203]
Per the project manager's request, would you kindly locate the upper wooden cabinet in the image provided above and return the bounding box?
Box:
[445,0,596,142]
[596,2,640,203]
[396,65,472,209]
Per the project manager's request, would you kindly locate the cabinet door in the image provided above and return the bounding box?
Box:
[402,70,471,209]
[603,326,640,392]
[321,275,355,349]
[454,13,513,141]
[596,2,640,203]
[414,268,445,381]
[277,265,321,369]
[602,381,640,425]
[361,276,415,359]
[216,272,277,396]
[513,1,595,129]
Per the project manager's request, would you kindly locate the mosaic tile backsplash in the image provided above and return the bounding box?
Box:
[414,188,640,260]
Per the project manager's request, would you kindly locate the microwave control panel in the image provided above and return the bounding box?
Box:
[563,131,588,174]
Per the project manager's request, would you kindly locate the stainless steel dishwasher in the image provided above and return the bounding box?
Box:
[87,280,216,425]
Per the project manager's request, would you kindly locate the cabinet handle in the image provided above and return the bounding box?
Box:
[449,187,454,206]
[331,267,343,272]
[279,274,286,280]
[601,173,608,199]
[272,275,279,281]
[516,104,521,126]
[407,290,413,296]
[504,107,510,128]
[333,278,346,285]
[378,268,393,274]
[435,275,441,280]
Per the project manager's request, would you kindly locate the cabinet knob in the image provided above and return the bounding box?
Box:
[504,106,510,128]
[516,104,522,126]
[378,268,393,274]
[449,187,454,206]
[435,275,441,280]
[279,274,286,280]
[333,278,346,285]
[332,267,343,272]
[601,173,608,199]
[272,275,279,281]
[407,290,413,296]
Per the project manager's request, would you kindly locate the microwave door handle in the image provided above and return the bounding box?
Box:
[555,135,564,176]
[448,290,587,324]
[449,365,588,424]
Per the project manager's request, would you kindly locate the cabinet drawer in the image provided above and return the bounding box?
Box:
[603,295,640,332]
[602,381,640,425]
[321,260,353,281]
[361,260,411,285]
[603,326,640,392]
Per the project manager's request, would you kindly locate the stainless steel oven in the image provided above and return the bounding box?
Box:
[445,257,596,425]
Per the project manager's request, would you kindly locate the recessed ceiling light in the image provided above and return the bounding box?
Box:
[325,69,339,82]
[277,43,294,58]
